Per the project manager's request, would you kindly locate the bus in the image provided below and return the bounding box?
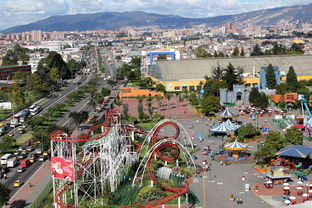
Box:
[1,154,12,165]
[29,105,42,116]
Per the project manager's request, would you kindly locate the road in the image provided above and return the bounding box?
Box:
[5,47,118,206]
[3,48,97,197]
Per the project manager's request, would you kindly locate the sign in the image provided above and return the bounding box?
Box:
[0,102,12,110]
[51,157,75,181]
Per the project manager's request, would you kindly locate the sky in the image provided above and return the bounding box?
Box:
[0,0,311,30]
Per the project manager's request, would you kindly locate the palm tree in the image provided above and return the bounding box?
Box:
[156,95,162,109]
[165,93,172,110]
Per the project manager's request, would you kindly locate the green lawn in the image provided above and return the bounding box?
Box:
[16,132,33,145]
[36,98,49,106]
[137,122,157,131]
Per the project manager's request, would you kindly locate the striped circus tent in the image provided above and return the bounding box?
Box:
[224,140,248,151]
[225,119,241,130]
[219,108,236,118]
[210,120,240,134]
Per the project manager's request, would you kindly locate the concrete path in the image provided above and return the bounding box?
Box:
[6,161,51,208]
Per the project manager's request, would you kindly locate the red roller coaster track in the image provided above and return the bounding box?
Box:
[52,111,191,208]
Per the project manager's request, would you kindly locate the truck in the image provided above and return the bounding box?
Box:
[7,158,17,168]
[20,159,30,168]
[10,115,20,128]
[1,154,12,165]
[10,110,28,128]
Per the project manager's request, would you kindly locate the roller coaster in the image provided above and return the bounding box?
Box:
[51,110,197,208]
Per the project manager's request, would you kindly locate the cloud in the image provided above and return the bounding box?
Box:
[0,0,68,30]
[0,0,311,30]
[68,0,105,14]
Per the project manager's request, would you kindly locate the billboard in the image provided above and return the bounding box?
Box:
[51,157,75,181]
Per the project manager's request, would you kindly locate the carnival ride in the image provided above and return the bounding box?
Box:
[299,94,312,137]
[51,110,197,208]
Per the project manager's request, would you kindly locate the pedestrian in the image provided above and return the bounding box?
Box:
[29,183,32,187]
[3,173,7,179]
[194,155,198,160]
[197,119,199,123]
[220,160,223,166]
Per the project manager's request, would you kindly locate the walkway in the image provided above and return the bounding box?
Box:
[6,161,51,208]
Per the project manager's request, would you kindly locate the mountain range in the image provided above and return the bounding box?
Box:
[2,3,312,33]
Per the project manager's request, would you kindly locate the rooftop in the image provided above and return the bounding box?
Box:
[153,55,312,81]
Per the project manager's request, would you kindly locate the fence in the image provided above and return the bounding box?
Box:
[31,180,53,208]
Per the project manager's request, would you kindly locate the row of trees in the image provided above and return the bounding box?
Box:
[194,48,237,58]
[2,44,29,66]
[251,43,304,56]
[255,127,304,163]
[1,51,86,109]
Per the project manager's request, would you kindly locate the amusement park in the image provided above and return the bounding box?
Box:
[46,88,312,208]
[4,52,312,208]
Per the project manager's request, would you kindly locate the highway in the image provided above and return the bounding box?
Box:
[2,48,97,197]
[5,47,118,202]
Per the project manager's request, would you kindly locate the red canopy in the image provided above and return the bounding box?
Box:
[294,124,305,129]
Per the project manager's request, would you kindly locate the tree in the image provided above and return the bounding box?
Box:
[240,47,245,56]
[0,136,15,153]
[203,79,227,97]
[12,71,29,85]
[122,103,129,120]
[255,131,284,161]
[285,127,304,145]
[232,47,240,56]
[266,64,276,89]
[222,63,243,90]
[290,43,304,54]
[37,51,70,81]
[101,88,111,97]
[148,104,153,118]
[9,84,25,108]
[286,66,298,92]
[194,48,211,58]
[201,96,220,115]
[155,95,162,109]
[276,83,288,95]
[211,65,223,81]
[237,123,259,139]
[0,183,10,206]
[249,88,269,109]
[137,102,144,120]
[251,44,263,56]
[189,92,200,106]
[69,111,89,126]
[155,84,165,92]
[50,67,60,83]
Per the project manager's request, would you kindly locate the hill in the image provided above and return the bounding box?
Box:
[2,3,312,33]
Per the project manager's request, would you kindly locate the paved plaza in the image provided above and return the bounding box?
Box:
[174,114,312,208]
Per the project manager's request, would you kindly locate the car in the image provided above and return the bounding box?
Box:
[17,167,25,173]
[26,146,34,152]
[35,149,42,154]
[14,151,20,156]
[21,150,28,155]
[13,180,23,187]
[38,156,46,162]
[43,152,49,157]
[18,146,25,152]
[1,167,9,173]
[17,126,26,134]
[8,132,14,137]
[29,158,36,163]
[18,154,26,159]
